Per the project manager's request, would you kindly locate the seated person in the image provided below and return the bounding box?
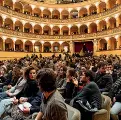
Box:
[70,70,102,120]
[95,62,113,93]
[2,91,42,120]
[35,68,68,120]
[0,66,39,118]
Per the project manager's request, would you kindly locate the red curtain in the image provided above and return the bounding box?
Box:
[74,42,83,52]
[85,41,93,52]
[74,41,93,53]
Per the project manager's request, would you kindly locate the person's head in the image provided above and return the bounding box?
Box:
[12,65,22,79]
[66,68,76,79]
[80,70,94,83]
[107,63,113,71]
[97,62,107,74]
[24,66,36,80]
[58,66,67,77]
[0,65,7,76]
[37,68,56,92]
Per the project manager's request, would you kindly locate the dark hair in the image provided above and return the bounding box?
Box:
[84,70,95,81]
[37,68,56,92]
[24,66,36,80]
[97,62,107,69]
[68,68,76,77]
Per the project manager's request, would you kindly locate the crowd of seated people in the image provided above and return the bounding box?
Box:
[0,53,121,120]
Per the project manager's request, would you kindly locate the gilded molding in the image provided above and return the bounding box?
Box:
[0,27,121,41]
[0,5,120,24]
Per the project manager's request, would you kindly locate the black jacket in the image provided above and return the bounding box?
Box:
[70,82,102,110]
[28,91,42,114]
[16,80,39,99]
[95,72,113,92]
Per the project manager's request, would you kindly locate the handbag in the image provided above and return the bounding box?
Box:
[3,105,32,120]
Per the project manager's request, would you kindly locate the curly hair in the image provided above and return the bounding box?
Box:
[37,68,56,92]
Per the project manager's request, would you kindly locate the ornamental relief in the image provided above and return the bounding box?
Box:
[22,0,99,8]
[0,27,121,40]
[0,5,121,24]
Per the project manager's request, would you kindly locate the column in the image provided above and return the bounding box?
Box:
[69,12,71,19]
[23,41,25,51]
[33,44,35,52]
[13,41,15,51]
[13,22,15,30]
[116,18,119,27]
[3,40,5,51]
[68,28,71,35]
[42,44,44,52]
[78,26,80,34]
[22,7,24,14]
[2,20,5,27]
[13,3,15,10]
[32,26,34,33]
[51,45,53,52]
[60,13,62,19]
[41,11,43,18]
[70,41,75,55]
[2,0,4,6]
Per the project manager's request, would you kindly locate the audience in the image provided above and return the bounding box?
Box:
[0,53,121,120]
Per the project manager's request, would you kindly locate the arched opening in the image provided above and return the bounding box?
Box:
[34,42,42,52]
[79,8,88,17]
[33,8,41,17]
[15,21,23,32]
[5,38,14,51]
[43,25,51,35]
[52,10,60,19]
[24,23,32,33]
[4,18,13,30]
[118,36,121,49]
[0,38,3,51]
[61,10,69,19]
[108,17,116,29]
[4,0,13,9]
[99,39,107,51]
[61,42,69,52]
[43,9,51,18]
[34,24,42,34]
[70,25,78,35]
[52,26,60,35]
[25,41,33,52]
[52,42,60,52]
[70,9,78,18]
[15,40,23,51]
[89,23,97,33]
[24,5,32,15]
[107,0,116,9]
[0,0,3,6]
[61,26,69,35]
[117,14,121,26]
[89,5,97,15]
[98,2,106,12]
[117,0,121,4]
[109,37,117,50]
[99,20,107,31]
[80,24,88,34]
[0,16,3,27]
[43,42,51,52]
[14,2,23,13]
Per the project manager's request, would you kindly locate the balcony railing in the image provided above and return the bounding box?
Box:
[0,4,121,24]
[0,26,121,41]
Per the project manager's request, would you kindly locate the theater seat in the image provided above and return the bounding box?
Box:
[92,95,111,120]
[66,103,81,120]
[32,104,81,120]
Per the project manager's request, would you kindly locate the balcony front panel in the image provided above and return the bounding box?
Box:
[0,5,121,24]
[0,26,121,41]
